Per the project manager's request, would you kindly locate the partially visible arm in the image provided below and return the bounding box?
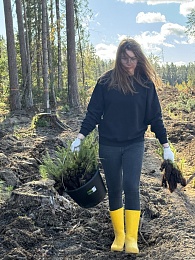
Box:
[145,82,168,144]
[79,82,104,137]
[145,83,174,162]
[71,82,104,151]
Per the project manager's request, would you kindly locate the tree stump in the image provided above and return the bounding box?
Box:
[32,113,71,131]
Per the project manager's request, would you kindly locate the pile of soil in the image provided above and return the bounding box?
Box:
[0,86,194,259]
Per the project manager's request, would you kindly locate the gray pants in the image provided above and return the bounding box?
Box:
[99,141,144,211]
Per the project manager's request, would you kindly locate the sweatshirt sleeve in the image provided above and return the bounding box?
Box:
[80,82,104,137]
[145,83,168,144]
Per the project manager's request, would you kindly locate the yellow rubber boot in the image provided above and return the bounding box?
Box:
[110,208,125,251]
[125,210,140,254]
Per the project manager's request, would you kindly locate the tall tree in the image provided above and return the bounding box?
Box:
[3,0,21,111]
[74,0,93,88]
[34,0,42,95]
[56,0,63,91]
[42,0,50,112]
[47,0,56,111]
[75,3,85,87]
[66,0,80,110]
[16,0,33,109]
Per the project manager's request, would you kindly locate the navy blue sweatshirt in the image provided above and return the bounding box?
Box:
[80,74,168,146]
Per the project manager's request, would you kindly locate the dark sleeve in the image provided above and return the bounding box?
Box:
[79,82,104,137]
[145,83,168,144]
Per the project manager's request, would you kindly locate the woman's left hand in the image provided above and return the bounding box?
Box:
[163,147,174,162]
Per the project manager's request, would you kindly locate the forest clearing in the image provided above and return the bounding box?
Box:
[0,86,195,260]
[1,1,195,259]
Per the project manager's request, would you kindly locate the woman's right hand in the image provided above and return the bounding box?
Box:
[71,138,81,152]
[70,134,85,152]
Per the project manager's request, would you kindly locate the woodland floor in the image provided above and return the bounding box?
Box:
[0,86,195,260]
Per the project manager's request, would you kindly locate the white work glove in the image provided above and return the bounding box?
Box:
[71,138,81,152]
[163,147,174,162]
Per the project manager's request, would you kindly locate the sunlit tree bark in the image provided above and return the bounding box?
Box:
[66,0,80,110]
[3,0,21,111]
[47,0,56,111]
[56,0,63,91]
[16,0,33,109]
[42,0,50,112]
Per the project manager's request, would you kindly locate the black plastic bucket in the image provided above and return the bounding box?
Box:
[66,170,107,208]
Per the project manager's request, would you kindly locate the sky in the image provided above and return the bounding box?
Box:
[87,0,195,65]
[0,0,195,65]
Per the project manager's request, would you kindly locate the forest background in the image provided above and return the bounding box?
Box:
[1,0,195,115]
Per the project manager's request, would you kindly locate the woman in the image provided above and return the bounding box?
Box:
[71,38,174,254]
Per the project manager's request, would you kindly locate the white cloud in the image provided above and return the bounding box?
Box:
[134,31,165,55]
[119,0,185,4]
[118,31,166,51]
[147,0,185,5]
[119,0,145,3]
[117,34,129,42]
[180,1,195,16]
[174,39,189,44]
[94,22,190,61]
[136,12,166,23]
[119,0,195,15]
[95,43,117,60]
[161,23,186,37]
[163,42,175,47]
[135,31,165,46]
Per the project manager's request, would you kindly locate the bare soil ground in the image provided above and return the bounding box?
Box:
[0,86,194,260]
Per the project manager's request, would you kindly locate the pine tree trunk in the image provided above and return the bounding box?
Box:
[42,0,50,113]
[3,0,21,111]
[66,0,80,111]
[47,1,56,112]
[16,0,33,109]
[34,0,42,92]
[75,5,85,87]
[56,0,63,91]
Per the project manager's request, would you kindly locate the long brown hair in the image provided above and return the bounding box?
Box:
[100,38,162,94]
